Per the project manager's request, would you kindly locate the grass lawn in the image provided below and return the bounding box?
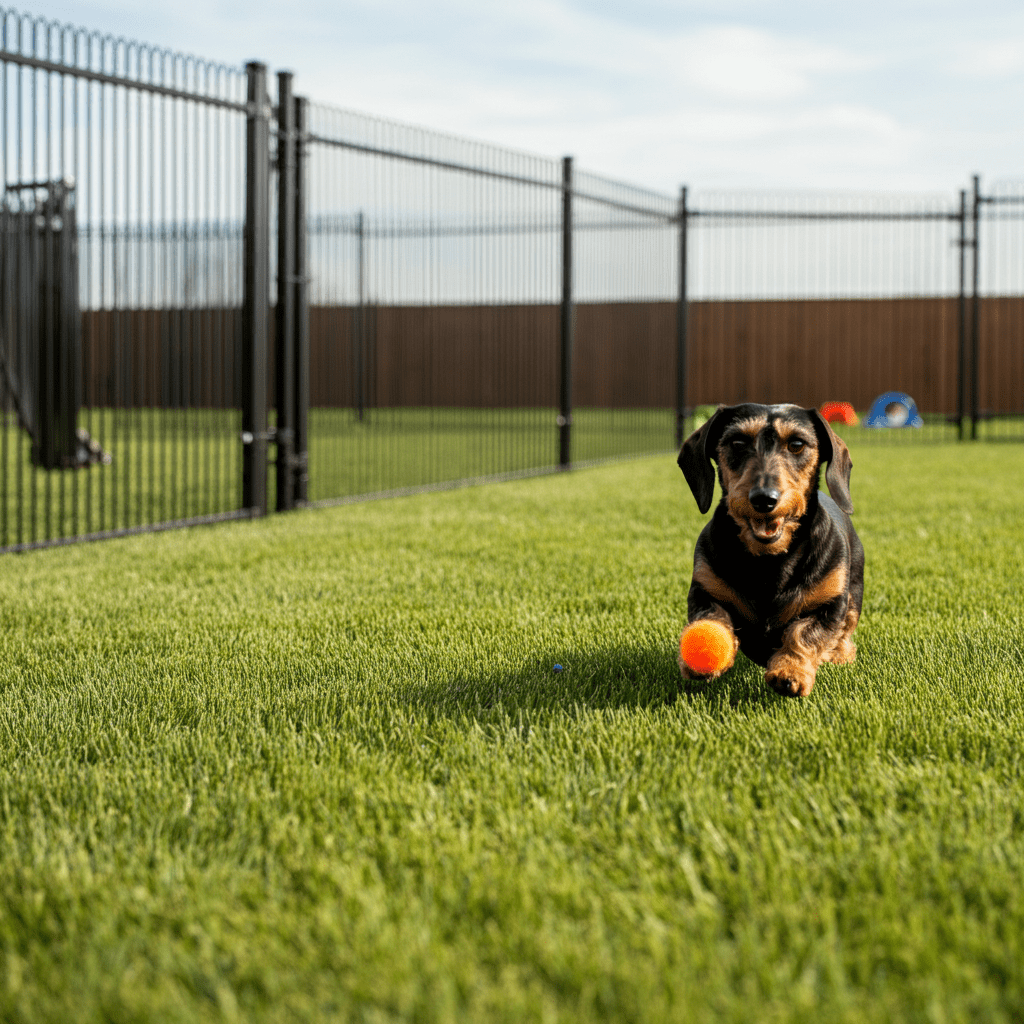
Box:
[305,406,674,503]
[0,407,673,548]
[0,442,1022,1022]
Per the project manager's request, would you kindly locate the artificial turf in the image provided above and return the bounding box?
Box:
[0,442,1022,1022]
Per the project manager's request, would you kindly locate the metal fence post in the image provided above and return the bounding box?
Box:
[293,94,310,504]
[956,189,967,441]
[559,155,574,468]
[675,185,690,447]
[970,174,981,441]
[275,70,296,511]
[242,61,271,514]
[356,210,366,422]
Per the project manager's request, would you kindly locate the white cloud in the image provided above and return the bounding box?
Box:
[954,39,1024,78]
[670,25,869,102]
[468,5,869,104]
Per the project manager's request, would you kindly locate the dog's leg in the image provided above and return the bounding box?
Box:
[764,618,821,696]
[826,540,863,667]
[824,607,859,665]
[765,603,853,697]
[680,553,750,681]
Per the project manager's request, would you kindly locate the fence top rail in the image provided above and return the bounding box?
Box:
[573,166,678,221]
[304,212,671,239]
[688,207,961,223]
[305,105,678,222]
[0,4,247,110]
[685,185,975,223]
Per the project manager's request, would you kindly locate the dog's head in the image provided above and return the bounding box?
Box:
[678,403,853,556]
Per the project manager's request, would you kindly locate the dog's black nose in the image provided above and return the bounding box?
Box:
[750,488,780,513]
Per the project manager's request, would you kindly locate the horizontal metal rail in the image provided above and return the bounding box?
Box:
[72,222,243,239]
[302,449,677,513]
[304,131,677,222]
[690,208,961,223]
[0,508,256,555]
[0,48,249,111]
[573,189,676,221]
[306,131,557,190]
[305,215,672,239]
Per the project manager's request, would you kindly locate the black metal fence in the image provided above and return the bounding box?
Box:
[681,181,1024,444]
[298,104,679,505]
[973,180,1024,439]
[1,5,1022,552]
[1,8,250,550]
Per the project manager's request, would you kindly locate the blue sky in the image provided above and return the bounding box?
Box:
[23,0,1024,196]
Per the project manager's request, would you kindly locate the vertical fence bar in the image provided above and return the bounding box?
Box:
[1,29,6,550]
[355,209,365,422]
[956,189,967,441]
[242,60,270,514]
[970,174,981,441]
[292,93,309,504]
[274,70,295,511]
[676,185,690,447]
[559,155,573,468]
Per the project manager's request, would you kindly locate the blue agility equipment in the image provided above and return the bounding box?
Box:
[866,391,923,428]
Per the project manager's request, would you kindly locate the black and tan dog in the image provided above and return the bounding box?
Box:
[677,403,864,697]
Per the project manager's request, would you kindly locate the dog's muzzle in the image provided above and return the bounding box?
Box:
[749,517,785,543]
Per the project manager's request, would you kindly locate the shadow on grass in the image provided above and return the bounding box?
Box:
[388,641,779,722]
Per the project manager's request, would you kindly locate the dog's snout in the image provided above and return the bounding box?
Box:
[749,487,781,514]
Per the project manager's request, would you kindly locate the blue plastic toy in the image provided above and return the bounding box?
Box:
[866,391,923,428]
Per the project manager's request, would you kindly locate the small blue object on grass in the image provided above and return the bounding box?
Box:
[866,391,923,428]
[553,664,564,673]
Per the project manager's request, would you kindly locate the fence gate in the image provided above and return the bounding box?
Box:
[0,9,258,551]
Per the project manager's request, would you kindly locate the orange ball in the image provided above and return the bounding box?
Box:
[679,620,733,675]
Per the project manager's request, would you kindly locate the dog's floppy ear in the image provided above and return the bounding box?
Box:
[678,406,730,514]
[808,409,854,514]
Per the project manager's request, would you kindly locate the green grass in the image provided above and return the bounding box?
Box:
[0,407,673,547]
[0,408,244,546]
[3,402,1017,548]
[0,442,1022,1022]
[305,406,673,502]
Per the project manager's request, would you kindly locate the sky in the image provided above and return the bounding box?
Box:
[16,0,1024,198]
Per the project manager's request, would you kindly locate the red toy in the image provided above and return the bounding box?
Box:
[819,401,859,426]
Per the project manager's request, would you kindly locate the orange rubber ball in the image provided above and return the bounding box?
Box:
[679,620,733,675]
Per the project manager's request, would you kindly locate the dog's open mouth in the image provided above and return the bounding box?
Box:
[749,518,784,544]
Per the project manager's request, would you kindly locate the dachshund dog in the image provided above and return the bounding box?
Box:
[677,404,864,697]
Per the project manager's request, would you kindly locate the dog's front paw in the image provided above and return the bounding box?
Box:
[765,657,816,697]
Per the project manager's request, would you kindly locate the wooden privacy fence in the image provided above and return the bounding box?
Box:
[81,296,1024,416]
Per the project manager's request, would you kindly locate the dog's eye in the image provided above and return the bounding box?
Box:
[788,440,805,454]
[730,439,747,451]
